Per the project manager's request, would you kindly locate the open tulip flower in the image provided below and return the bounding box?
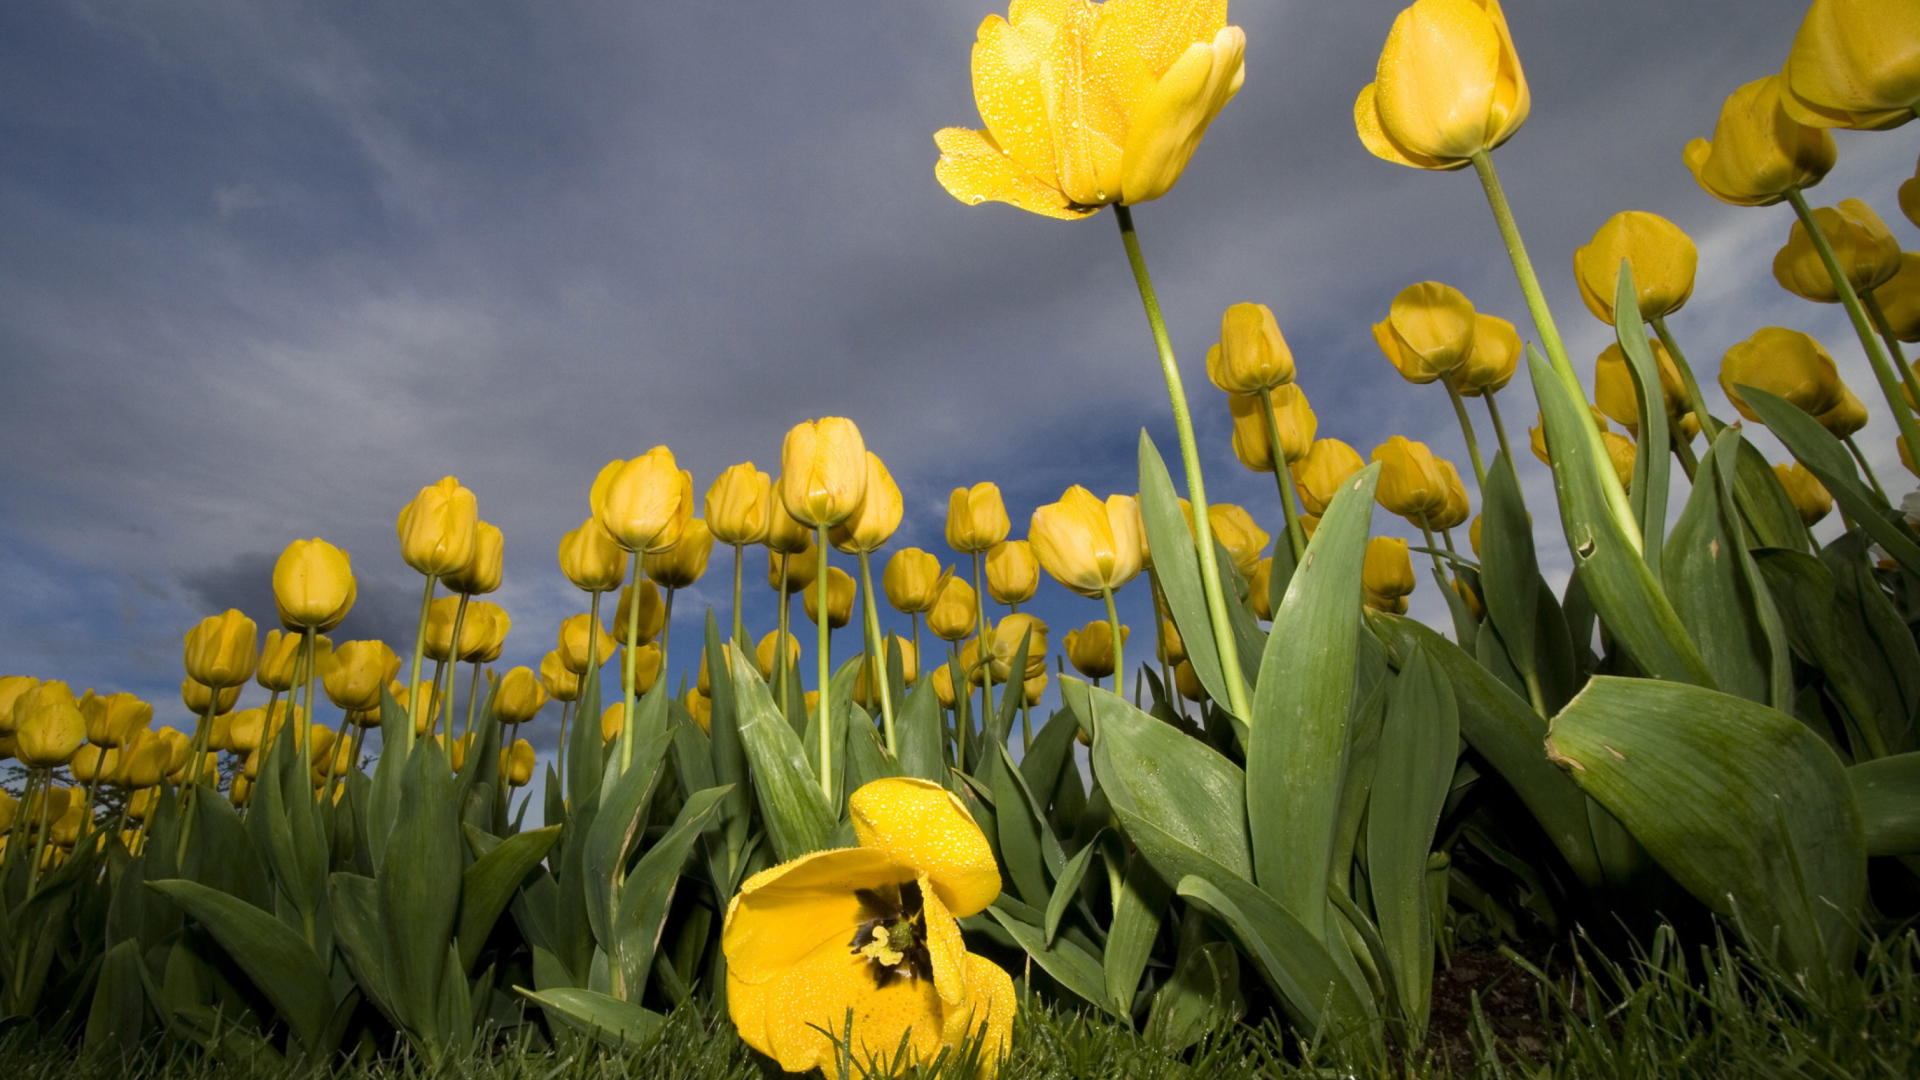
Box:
[723,778,1014,1076]
[934,0,1245,219]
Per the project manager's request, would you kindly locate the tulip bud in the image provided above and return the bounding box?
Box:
[613,581,667,645]
[1205,504,1269,578]
[1229,386,1317,473]
[273,539,356,631]
[1206,303,1295,393]
[1158,618,1187,666]
[554,615,610,677]
[1372,437,1449,522]
[928,576,978,642]
[0,676,38,735]
[1820,383,1870,439]
[502,739,537,787]
[1170,660,1202,702]
[1594,339,1690,429]
[706,464,773,547]
[1374,282,1477,383]
[643,517,715,588]
[422,597,461,664]
[183,609,258,690]
[1781,0,1920,131]
[765,489,815,555]
[1065,620,1127,681]
[540,650,582,703]
[767,541,819,594]
[466,603,512,665]
[828,453,904,555]
[322,640,401,712]
[558,519,629,593]
[209,710,236,751]
[443,521,504,596]
[987,614,1049,684]
[1430,460,1471,532]
[1355,0,1530,170]
[853,640,919,709]
[181,678,240,718]
[1362,538,1416,611]
[474,667,538,728]
[755,631,801,681]
[1684,76,1836,207]
[1247,558,1275,621]
[1030,488,1145,599]
[801,566,857,630]
[1719,327,1843,423]
[1602,431,1637,492]
[946,483,1011,554]
[601,703,626,744]
[398,477,480,577]
[69,744,118,784]
[256,630,316,693]
[1290,439,1367,517]
[984,540,1038,606]
[81,692,151,748]
[593,448,694,555]
[882,549,949,615]
[930,665,957,710]
[1773,199,1902,304]
[1573,212,1698,326]
[1774,462,1833,527]
[1448,313,1522,397]
[780,418,868,528]
[16,681,84,768]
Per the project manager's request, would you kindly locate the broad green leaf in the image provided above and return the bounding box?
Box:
[1138,430,1241,714]
[893,675,946,783]
[1614,260,1670,573]
[1081,681,1250,880]
[988,904,1120,1017]
[1825,535,1920,755]
[1144,939,1243,1051]
[582,718,675,957]
[1103,852,1169,1014]
[328,872,394,1020]
[610,786,732,998]
[1756,548,1900,756]
[146,879,334,1052]
[1546,677,1865,989]
[379,736,463,1054]
[567,653,606,807]
[729,642,836,861]
[703,612,751,880]
[1043,834,1102,948]
[994,742,1055,908]
[1479,453,1539,684]
[84,939,146,1054]
[1247,462,1378,940]
[1733,439,1810,552]
[518,986,664,1048]
[459,825,561,975]
[1850,752,1920,855]
[1662,431,1777,705]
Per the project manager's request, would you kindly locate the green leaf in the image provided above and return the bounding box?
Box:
[1103,852,1169,1014]
[703,612,751,880]
[1850,752,1920,855]
[1145,939,1243,1051]
[893,675,946,783]
[1662,430,1781,706]
[568,651,607,807]
[1043,835,1101,948]
[1732,439,1811,552]
[1614,260,1670,574]
[988,904,1121,1017]
[582,716,675,957]
[1479,453,1540,683]
[328,872,394,1020]
[518,986,664,1048]
[1138,430,1242,715]
[459,825,561,975]
[610,786,732,999]
[729,642,836,862]
[1247,461,1379,939]
[379,736,463,1055]
[1546,677,1865,989]
[146,879,334,1052]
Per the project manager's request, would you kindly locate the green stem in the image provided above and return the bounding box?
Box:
[300,627,316,779]
[857,551,897,754]
[1650,317,1722,443]
[175,695,218,864]
[815,530,833,804]
[404,575,437,754]
[1783,187,1920,469]
[620,560,642,774]
[442,592,472,739]
[462,661,482,742]
[23,771,49,901]
[1471,149,1641,553]
[1114,204,1252,719]
[776,557,792,713]
[1671,425,1700,483]
[1418,518,1449,585]
[1483,388,1518,474]
[555,699,572,786]
[732,545,746,650]
[1862,289,1920,411]
[973,553,996,728]
[1845,436,1891,502]
[1443,380,1488,488]
[1102,585,1125,692]
[1257,386,1309,560]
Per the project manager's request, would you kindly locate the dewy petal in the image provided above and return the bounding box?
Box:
[1119,27,1244,204]
[726,969,772,1056]
[936,128,1098,219]
[1102,494,1144,590]
[1030,0,1125,205]
[761,936,945,1075]
[1375,0,1502,161]
[919,873,970,1006]
[973,10,1063,191]
[1093,0,1227,81]
[1354,83,1467,171]
[848,778,1001,917]
[941,953,1018,1079]
[1476,0,1530,147]
[722,846,912,983]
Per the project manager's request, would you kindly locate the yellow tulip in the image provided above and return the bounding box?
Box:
[557,518,628,594]
[464,602,513,664]
[756,631,801,682]
[501,739,538,787]
[946,483,1010,554]
[1157,618,1186,666]
[987,614,1049,684]
[1373,282,1477,383]
[854,640,919,710]
[559,613,617,675]
[1248,557,1274,621]
[1906,434,1920,478]
[69,744,118,784]
[180,678,239,718]
[931,665,958,710]
[397,477,480,577]
[1775,463,1834,527]
[765,488,815,556]
[1174,660,1204,702]
[767,542,818,593]
[445,731,474,773]
[493,666,547,726]
[827,453,903,554]
[928,577,979,643]
[934,0,1244,218]
[323,640,400,712]
[443,521,503,596]
[1593,338,1690,428]
[882,549,950,615]
[1030,487,1145,599]
[1449,313,1521,397]
[0,676,38,735]
[422,597,492,664]
[1719,327,1843,422]
[613,581,668,646]
[1818,382,1869,438]
[256,630,321,693]
[706,463,774,547]
[539,651,581,703]
[1572,211,1697,325]
[16,681,84,768]
[1355,0,1529,171]
[1289,438,1365,517]
[724,778,1013,1075]
[594,448,693,555]
[1228,385,1316,472]
[602,702,627,744]
[1904,155,1920,228]
[1602,431,1636,492]
[1205,503,1269,577]
[984,540,1038,606]
[1371,437,1448,522]
[81,692,151,748]
[1430,459,1471,532]
[1877,253,1920,342]
[183,609,258,690]
[273,538,356,631]
[1684,76,1837,207]
[1781,0,1920,130]
[1207,303,1294,393]
[801,567,857,630]
[780,418,868,529]
[643,517,715,588]
[1773,198,1902,304]
[1065,620,1127,681]
[1362,538,1416,611]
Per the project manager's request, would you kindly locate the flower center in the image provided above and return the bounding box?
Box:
[849,880,932,988]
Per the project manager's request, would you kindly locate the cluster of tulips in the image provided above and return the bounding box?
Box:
[6,0,1920,1075]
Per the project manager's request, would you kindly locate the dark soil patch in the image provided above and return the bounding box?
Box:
[1425,942,1571,1074]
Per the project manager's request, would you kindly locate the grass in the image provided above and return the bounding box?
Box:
[5,929,1915,1079]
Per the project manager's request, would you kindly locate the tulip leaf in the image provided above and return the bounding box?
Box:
[1755,548,1908,757]
[1247,461,1379,941]
[1480,453,1540,684]
[703,611,751,884]
[1530,345,1714,687]
[1615,260,1671,572]
[1850,752,1920,855]
[146,879,335,1053]
[994,742,1066,909]
[328,872,395,1021]
[728,643,836,863]
[1042,830,1102,947]
[517,986,664,1049]
[583,715,675,957]
[1145,939,1244,1051]
[458,824,561,975]
[1545,676,1865,989]
[84,939,147,1054]
[379,736,463,1054]
[567,655,606,808]
[611,785,732,999]
[1104,850,1170,1015]
[987,904,1121,1017]
[1732,439,1811,552]
[893,673,945,784]
[1662,431,1784,707]
[1138,431,1241,715]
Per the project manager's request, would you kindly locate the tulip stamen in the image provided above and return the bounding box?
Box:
[849,881,932,988]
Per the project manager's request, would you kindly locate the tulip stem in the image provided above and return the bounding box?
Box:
[1418,519,1451,586]
[910,614,921,667]
[1471,150,1642,554]
[24,771,51,901]
[405,575,438,755]
[1844,436,1891,502]
[1443,381,1489,489]
[442,593,473,738]
[1783,187,1920,471]
[856,552,897,754]
[462,661,482,741]
[1862,290,1920,410]
[1257,387,1309,560]
[1649,317,1723,444]
[1483,389,1518,477]
[620,560,643,775]
[1102,585,1125,694]
[732,545,746,651]
[175,695,219,865]
[300,627,317,777]
[662,586,677,681]
[555,700,572,785]
[776,557,793,714]
[973,553,996,731]
[815,530,834,804]
[1114,204,1252,720]
[1670,426,1700,483]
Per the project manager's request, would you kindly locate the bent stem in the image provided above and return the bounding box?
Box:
[1115,204,1251,719]
[1257,386,1309,560]
[1649,317,1722,443]
[815,530,833,804]
[1443,380,1488,487]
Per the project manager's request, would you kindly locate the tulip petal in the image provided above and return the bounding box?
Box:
[1354,84,1466,171]
[1784,0,1920,126]
[1094,0,1227,81]
[1477,0,1530,147]
[849,778,1002,917]
[1118,28,1243,204]
[761,936,946,1074]
[940,953,1018,1076]
[723,846,912,982]
[1374,0,1501,162]
[971,8,1064,194]
[919,873,969,1007]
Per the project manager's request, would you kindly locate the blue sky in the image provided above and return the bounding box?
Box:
[2,0,1915,771]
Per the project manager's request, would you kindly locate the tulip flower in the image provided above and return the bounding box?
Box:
[1775,463,1834,527]
[1430,460,1471,531]
[882,549,949,615]
[1174,660,1204,701]
[463,604,512,666]
[558,614,616,676]
[1449,314,1521,397]
[1774,199,1902,303]
[0,676,37,735]
[1030,487,1145,600]
[643,518,715,588]
[1372,437,1449,523]
[780,418,867,529]
[1362,537,1416,613]
[984,540,1038,606]
[323,640,400,713]
[501,739,537,787]
[1247,557,1274,621]
[1819,382,1869,439]
[1877,253,1920,342]
[183,609,258,690]
[1594,339,1690,428]
[180,678,239,718]
[443,521,504,596]
[1719,327,1843,422]
[767,542,818,593]
[1354,0,1529,171]
[15,682,84,768]
[595,448,694,554]
[81,692,150,748]
[398,477,481,577]
[1781,0,1920,130]
[934,0,1244,218]
[854,640,919,710]
[927,577,979,643]
[1684,76,1836,207]
[930,665,958,710]
[273,538,357,631]
[1374,282,1477,383]
[706,463,774,547]
[1904,156,1920,229]
[756,631,801,683]
[1207,303,1294,393]
[257,630,306,693]
[801,567,857,630]
[1228,385,1316,472]
[613,581,668,646]
[986,614,1050,685]
[1601,431,1637,492]
[557,518,628,594]
[1573,211,1698,326]
[540,650,582,703]
[765,490,815,555]
[68,745,117,785]
[946,483,1011,554]
[1158,618,1187,667]
[1289,439,1366,517]
[827,453,903,554]
[1065,620,1126,682]
[1205,503,1268,578]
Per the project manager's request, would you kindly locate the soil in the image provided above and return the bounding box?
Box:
[1424,941,1573,1074]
